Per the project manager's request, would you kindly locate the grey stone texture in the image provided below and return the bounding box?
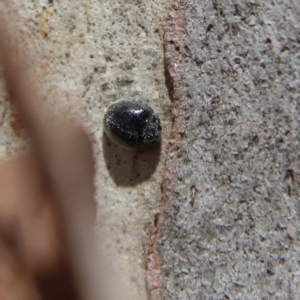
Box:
[0,1,172,299]
[159,0,300,299]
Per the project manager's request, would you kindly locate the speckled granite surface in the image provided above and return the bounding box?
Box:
[157,0,300,299]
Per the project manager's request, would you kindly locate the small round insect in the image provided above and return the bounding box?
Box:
[104,99,161,149]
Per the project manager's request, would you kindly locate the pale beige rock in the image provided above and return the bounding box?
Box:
[0,1,173,299]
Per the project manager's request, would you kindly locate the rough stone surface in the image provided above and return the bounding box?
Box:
[158,0,300,299]
[1,0,300,299]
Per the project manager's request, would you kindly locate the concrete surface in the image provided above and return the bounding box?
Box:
[157,0,300,299]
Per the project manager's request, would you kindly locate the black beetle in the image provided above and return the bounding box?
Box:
[104,99,161,149]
